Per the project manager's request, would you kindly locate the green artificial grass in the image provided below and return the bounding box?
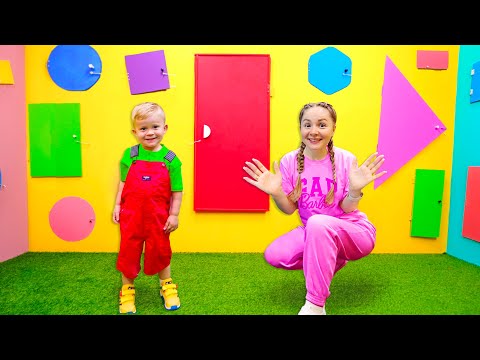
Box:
[0,252,479,315]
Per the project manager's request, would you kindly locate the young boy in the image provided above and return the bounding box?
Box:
[113,102,183,314]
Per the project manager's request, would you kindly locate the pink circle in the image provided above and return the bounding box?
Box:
[49,196,95,242]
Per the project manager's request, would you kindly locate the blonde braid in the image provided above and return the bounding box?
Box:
[287,142,306,203]
[324,139,336,205]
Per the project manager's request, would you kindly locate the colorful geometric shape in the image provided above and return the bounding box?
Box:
[49,196,95,242]
[410,169,445,238]
[0,60,14,84]
[47,45,102,91]
[462,166,480,242]
[194,54,270,211]
[308,47,352,95]
[416,50,449,70]
[374,56,447,189]
[125,50,170,95]
[28,103,82,177]
[469,61,480,103]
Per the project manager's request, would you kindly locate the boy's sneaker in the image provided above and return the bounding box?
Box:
[160,278,180,310]
[298,300,326,315]
[119,284,136,314]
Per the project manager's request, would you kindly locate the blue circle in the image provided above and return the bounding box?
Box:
[47,45,102,91]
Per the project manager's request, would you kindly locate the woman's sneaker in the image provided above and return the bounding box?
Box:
[160,278,180,310]
[298,300,326,315]
[119,284,136,314]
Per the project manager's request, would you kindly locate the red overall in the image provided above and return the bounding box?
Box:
[116,159,172,279]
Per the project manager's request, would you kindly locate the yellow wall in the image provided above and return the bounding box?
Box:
[25,45,458,253]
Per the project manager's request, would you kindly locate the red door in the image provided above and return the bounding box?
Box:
[194,54,270,212]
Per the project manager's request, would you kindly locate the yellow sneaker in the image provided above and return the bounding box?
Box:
[119,284,136,314]
[160,278,180,310]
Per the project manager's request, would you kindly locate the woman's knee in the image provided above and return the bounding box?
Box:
[306,214,331,232]
[264,245,281,267]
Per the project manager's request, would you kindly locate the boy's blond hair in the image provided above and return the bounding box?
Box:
[131,102,166,128]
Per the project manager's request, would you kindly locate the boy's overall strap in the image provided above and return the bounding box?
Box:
[130,145,176,162]
[130,144,140,158]
[164,150,176,162]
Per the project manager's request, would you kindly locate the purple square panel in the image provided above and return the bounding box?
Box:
[125,50,170,95]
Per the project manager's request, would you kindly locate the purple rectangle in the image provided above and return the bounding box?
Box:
[125,50,170,95]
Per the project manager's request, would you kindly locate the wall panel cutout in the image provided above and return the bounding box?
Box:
[416,50,448,70]
[28,103,82,177]
[470,61,480,103]
[308,46,352,94]
[194,54,270,212]
[411,169,445,238]
[125,50,170,95]
[375,56,447,189]
[47,45,102,91]
[0,60,14,84]
[49,196,95,242]
[462,166,480,242]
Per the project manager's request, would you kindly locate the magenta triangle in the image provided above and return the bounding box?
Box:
[374,56,446,189]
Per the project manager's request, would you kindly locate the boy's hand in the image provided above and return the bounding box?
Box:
[113,205,121,224]
[164,214,179,233]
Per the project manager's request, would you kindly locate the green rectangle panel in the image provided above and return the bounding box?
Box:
[410,169,445,238]
[28,103,82,177]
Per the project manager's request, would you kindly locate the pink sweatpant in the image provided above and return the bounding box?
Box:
[264,213,376,307]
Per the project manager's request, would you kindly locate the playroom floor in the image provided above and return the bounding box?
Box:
[0,252,479,315]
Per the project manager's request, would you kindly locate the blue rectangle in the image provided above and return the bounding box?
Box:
[470,61,480,103]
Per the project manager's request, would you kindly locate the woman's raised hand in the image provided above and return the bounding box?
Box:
[243,158,282,195]
[349,152,387,192]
